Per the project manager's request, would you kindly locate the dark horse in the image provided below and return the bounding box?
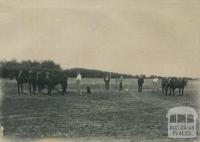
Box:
[36,70,68,95]
[29,70,37,94]
[161,77,188,96]
[11,70,32,94]
[161,77,167,95]
[161,77,172,95]
[172,78,188,96]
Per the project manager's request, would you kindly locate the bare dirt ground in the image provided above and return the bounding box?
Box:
[0,78,200,142]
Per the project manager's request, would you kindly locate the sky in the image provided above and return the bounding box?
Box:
[0,0,199,77]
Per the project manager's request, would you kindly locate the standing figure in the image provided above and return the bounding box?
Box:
[104,74,110,90]
[29,70,37,94]
[77,72,82,95]
[17,70,24,94]
[61,75,68,95]
[119,75,123,91]
[138,76,144,92]
[46,72,53,95]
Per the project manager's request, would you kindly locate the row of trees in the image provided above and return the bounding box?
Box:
[0,60,137,78]
[63,68,136,78]
[0,60,193,79]
[0,60,61,78]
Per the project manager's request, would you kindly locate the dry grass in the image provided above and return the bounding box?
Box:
[0,79,199,142]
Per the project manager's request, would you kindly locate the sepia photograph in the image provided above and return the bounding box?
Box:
[0,0,200,142]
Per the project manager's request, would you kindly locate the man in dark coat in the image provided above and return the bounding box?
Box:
[119,75,123,91]
[61,75,68,95]
[138,76,144,92]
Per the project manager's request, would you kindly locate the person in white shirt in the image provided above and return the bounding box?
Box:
[104,74,110,90]
[77,72,82,94]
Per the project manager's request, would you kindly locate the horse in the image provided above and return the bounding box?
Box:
[28,70,37,94]
[36,71,47,94]
[173,78,188,95]
[47,71,68,95]
[161,77,188,96]
[161,77,174,95]
[11,69,32,94]
[161,77,169,95]
[36,70,68,95]
[168,78,176,95]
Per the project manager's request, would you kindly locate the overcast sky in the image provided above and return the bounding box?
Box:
[0,0,199,77]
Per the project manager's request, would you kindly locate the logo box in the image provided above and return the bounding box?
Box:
[166,106,198,138]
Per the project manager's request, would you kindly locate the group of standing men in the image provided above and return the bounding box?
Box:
[103,74,144,92]
[103,74,124,91]
[67,73,145,94]
[76,73,145,94]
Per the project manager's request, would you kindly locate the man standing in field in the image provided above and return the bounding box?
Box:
[61,75,68,95]
[138,76,144,92]
[104,73,110,90]
[119,75,123,91]
[77,72,82,95]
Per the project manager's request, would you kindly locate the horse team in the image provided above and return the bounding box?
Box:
[161,77,188,96]
[11,69,68,95]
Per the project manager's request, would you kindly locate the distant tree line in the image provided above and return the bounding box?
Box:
[0,60,61,78]
[0,60,139,79]
[63,68,136,78]
[0,60,194,79]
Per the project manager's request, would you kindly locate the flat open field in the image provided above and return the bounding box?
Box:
[0,78,200,142]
